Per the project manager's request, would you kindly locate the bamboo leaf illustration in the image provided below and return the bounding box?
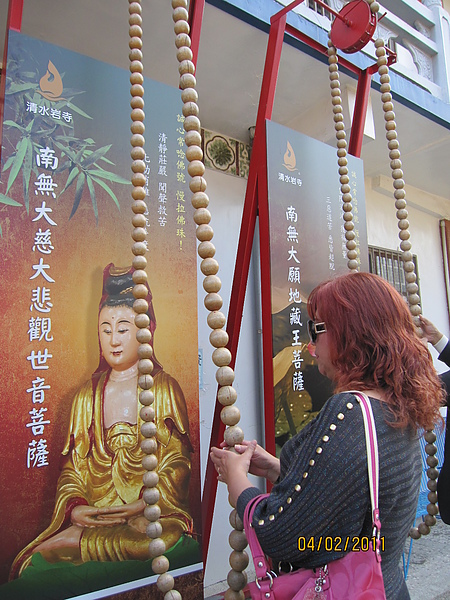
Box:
[22,138,33,213]
[6,82,36,94]
[86,175,98,225]
[81,144,112,169]
[6,137,28,194]
[87,169,131,185]
[69,172,86,219]
[0,193,22,206]
[66,101,92,120]
[60,166,80,196]
[2,154,15,173]
[3,120,25,132]
[90,174,121,210]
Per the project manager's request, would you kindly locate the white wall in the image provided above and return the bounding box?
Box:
[365,177,450,371]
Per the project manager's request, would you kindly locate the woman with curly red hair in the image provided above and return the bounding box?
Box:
[211,271,444,600]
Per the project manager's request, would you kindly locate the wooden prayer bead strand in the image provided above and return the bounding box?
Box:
[128,1,177,595]
[327,40,357,272]
[375,38,439,540]
[171,1,246,597]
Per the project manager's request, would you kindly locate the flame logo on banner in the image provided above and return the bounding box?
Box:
[38,61,64,101]
[283,141,297,172]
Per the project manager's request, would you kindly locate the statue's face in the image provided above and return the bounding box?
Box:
[99,305,140,371]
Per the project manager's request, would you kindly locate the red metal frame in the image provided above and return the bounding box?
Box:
[0,0,24,161]
[197,0,397,568]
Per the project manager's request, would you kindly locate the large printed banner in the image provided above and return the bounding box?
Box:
[0,31,202,599]
[266,121,369,451]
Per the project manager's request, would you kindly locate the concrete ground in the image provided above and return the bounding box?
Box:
[204,519,450,599]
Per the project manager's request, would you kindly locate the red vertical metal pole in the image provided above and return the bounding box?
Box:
[201,13,287,564]
[188,0,205,69]
[348,67,371,158]
[0,0,24,161]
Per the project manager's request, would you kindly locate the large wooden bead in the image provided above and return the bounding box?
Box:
[139,390,155,406]
[144,487,160,506]
[224,425,244,446]
[152,556,170,574]
[148,537,166,558]
[227,569,247,592]
[203,275,222,293]
[210,328,228,348]
[197,225,214,243]
[129,2,142,15]
[139,359,154,375]
[129,49,143,63]
[145,504,161,521]
[138,374,154,390]
[194,208,211,225]
[190,177,208,194]
[427,503,439,516]
[132,214,146,229]
[409,527,420,540]
[146,520,163,539]
[198,241,216,258]
[132,187,146,202]
[133,283,149,299]
[186,145,203,161]
[131,121,145,135]
[229,510,244,531]
[188,159,205,177]
[136,328,152,344]
[204,292,223,311]
[218,385,237,406]
[180,73,197,89]
[216,366,235,386]
[142,452,158,471]
[221,405,240,426]
[141,421,157,439]
[172,6,189,22]
[229,530,248,552]
[143,470,159,488]
[181,87,197,103]
[134,298,149,314]
[213,347,232,367]
[185,130,202,147]
[140,405,155,424]
[229,550,249,571]
[175,34,191,49]
[179,59,195,76]
[201,258,219,276]
[192,192,210,209]
[417,522,431,536]
[131,134,145,147]
[141,437,157,454]
[135,313,150,329]
[177,46,193,62]
[138,343,153,359]
[156,573,175,593]
[207,310,226,329]
[424,514,437,527]
[174,19,190,35]
[425,431,437,443]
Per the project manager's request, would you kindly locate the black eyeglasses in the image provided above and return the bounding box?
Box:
[307,320,327,344]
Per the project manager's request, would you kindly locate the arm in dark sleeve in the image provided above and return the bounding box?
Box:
[439,342,450,369]
[237,394,370,568]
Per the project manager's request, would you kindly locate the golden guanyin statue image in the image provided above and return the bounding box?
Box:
[11,264,194,578]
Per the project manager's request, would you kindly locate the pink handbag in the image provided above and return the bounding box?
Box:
[244,392,386,600]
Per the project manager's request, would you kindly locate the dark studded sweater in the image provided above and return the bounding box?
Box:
[236,392,421,600]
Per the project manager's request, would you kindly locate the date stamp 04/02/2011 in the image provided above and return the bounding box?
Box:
[297,536,385,553]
